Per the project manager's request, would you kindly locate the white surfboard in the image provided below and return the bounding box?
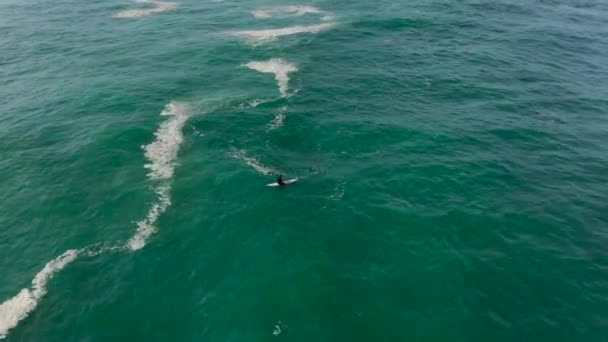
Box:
[267,178,299,187]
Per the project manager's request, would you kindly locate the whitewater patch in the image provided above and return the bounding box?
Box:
[0,250,79,339]
[81,242,126,257]
[128,185,171,251]
[268,107,287,131]
[128,102,189,251]
[232,23,334,43]
[268,112,285,131]
[252,5,332,20]
[142,102,189,181]
[245,59,297,98]
[229,149,276,176]
[113,0,177,18]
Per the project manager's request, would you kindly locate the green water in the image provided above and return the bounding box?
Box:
[1,0,608,340]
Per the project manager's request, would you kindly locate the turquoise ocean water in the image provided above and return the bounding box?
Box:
[1,0,608,340]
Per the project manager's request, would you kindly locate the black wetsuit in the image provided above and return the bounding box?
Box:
[278,176,286,186]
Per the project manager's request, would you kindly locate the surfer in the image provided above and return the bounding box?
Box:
[268,175,297,187]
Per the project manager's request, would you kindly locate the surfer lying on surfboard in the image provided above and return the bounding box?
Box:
[267,175,298,187]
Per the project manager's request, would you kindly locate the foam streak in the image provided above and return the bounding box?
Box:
[229,149,276,176]
[268,107,287,131]
[128,102,188,251]
[0,103,189,337]
[114,0,177,18]
[268,112,285,131]
[0,250,79,339]
[233,23,334,43]
[252,5,326,19]
[143,102,189,181]
[245,59,297,98]
[128,186,171,250]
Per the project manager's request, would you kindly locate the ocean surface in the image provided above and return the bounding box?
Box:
[1,0,608,340]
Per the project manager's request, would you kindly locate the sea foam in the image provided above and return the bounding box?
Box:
[268,112,285,130]
[113,0,177,18]
[229,149,276,176]
[252,5,329,19]
[143,102,189,181]
[128,102,188,251]
[232,23,334,43]
[0,102,190,338]
[236,98,268,110]
[267,106,287,131]
[0,250,80,339]
[245,59,297,98]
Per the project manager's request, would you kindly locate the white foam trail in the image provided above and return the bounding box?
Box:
[268,112,285,130]
[128,102,188,251]
[0,103,189,336]
[229,149,276,176]
[81,242,125,257]
[245,59,297,98]
[0,250,79,339]
[113,0,177,18]
[232,23,334,43]
[252,5,327,19]
[268,107,287,131]
[128,185,171,251]
[143,102,189,181]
